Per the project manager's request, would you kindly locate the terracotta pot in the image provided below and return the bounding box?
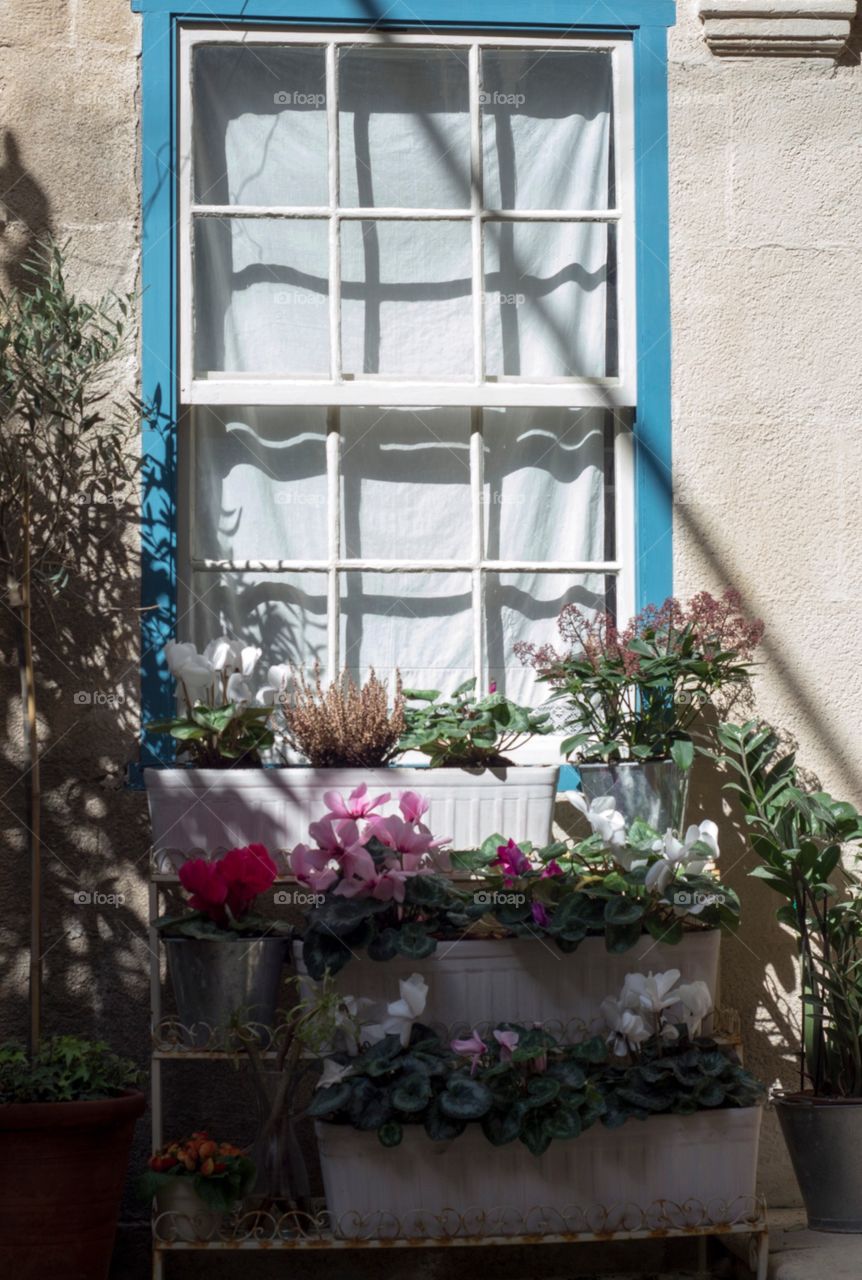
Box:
[0,1090,146,1278]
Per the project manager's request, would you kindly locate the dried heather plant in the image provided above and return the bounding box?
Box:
[280,666,405,767]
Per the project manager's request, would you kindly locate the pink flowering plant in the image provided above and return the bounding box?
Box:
[155,842,292,939]
[309,998,763,1154]
[292,785,480,978]
[454,800,740,954]
[515,590,764,764]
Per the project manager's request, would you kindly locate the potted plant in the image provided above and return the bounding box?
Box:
[141,1131,255,1242]
[154,842,291,1046]
[308,971,764,1235]
[0,241,149,1278]
[516,590,763,831]
[717,721,862,1232]
[145,658,559,854]
[291,787,738,1029]
[0,1037,146,1276]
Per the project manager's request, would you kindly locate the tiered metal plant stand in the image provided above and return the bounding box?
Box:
[148,855,769,1279]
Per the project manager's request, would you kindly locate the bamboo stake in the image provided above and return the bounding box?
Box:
[18,476,42,1053]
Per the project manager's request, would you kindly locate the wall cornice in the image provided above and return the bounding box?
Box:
[698,0,856,56]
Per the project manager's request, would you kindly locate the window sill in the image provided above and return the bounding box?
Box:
[698,0,856,58]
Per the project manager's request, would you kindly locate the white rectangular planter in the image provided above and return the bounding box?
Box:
[294,930,720,1033]
[144,765,559,857]
[316,1107,762,1237]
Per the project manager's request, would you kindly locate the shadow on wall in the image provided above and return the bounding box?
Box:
[0,131,54,290]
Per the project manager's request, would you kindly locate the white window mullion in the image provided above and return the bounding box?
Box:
[326,407,341,678]
[613,413,636,627]
[470,406,485,690]
[326,42,341,384]
[469,43,484,387]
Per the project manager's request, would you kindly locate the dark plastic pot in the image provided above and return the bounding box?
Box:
[775,1094,862,1232]
[0,1089,146,1277]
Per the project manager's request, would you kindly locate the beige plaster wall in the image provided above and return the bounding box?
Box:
[1,0,860,1258]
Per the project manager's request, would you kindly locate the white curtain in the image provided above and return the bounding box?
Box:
[188,43,616,697]
[191,44,614,379]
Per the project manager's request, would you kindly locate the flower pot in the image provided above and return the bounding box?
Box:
[316,1106,762,1237]
[145,764,559,858]
[0,1090,146,1278]
[293,930,720,1032]
[153,1180,224,1242]
[164,936,287,1046]
[575,759,689,832]
[775,1094,862,1232]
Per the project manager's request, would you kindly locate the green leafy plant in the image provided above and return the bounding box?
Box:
[516,591,763,764]
[139,1132,256,1213]
[0,239,148,1049]
[0,1036,141,1103]
[398,679,553,767]
[717,722,862,1097]
[308,1019,763,1155]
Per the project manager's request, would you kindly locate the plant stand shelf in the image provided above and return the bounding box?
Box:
[152,1199,769,1277]
[148,862,766,1280]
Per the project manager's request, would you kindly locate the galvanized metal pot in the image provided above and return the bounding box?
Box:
[575,759,689,832]
[775,1095,862,1232]
[154,1180,223,1242]
[164,936,286,1047]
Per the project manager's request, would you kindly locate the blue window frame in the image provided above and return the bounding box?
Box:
[135,0,674,767]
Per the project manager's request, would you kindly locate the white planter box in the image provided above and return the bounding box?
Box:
[294,930,721,1033]
[144,765,559,857]
[316,1107,762,1237]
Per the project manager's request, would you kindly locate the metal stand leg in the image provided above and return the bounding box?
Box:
[753,1227,769,1280]
[152,1246,164,1280]
[696,1234,709,1278]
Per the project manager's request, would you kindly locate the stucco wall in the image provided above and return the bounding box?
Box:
[1,0,860,1267]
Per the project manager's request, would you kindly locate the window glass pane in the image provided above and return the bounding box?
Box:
[485,571,609,703]
[191,407,328,562]
[483,408,612,562]
[186,571,329,673]
[340,409,471,560]
[339,48,470,209]
[194,217,329,374]
[484,221,615,378]
[482,49,613,211]
[193,45,328,207]
[341,220,473,377]
[340,572,472,691]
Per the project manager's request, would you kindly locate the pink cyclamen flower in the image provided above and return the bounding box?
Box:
[488,681,497,694]
[541,859,564,879]
[531,901,550,928]
[290,843,338,894]
[308,814,363,857]
[323,783,390,820]
[493,1029,520,1061]
[491,839,531,884]
[368,814,448,859]
[451,1031,488,1076]
[398,791,429,824]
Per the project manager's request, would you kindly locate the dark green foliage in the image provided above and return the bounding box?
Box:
[0,1036,141,1103]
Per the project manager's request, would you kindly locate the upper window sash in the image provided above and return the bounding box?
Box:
[178,27,636,409]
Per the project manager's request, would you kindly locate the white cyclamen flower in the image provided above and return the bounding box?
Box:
[362,973,429,1048]
[164,640,200,677]
[316,1058,354,1090]
[565,792,628,846]
[621,969,682,1017]
[225,672,254,706]
[670,980,713,1036]
[600,996,650,1056]
[257,663,291,707]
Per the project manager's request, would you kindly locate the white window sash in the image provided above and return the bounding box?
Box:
[178,26,637,409]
